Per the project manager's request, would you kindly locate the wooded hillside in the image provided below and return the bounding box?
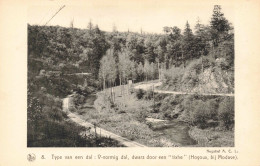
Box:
[27,5,234,146]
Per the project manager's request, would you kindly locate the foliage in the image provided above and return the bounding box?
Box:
[72,93,86,108]
[99,49,117,89]
[27,88,86,146]
[210,5,231,46]
[28,24,108,78]
[163,67,184,90]
[144,89,154,100]
[190,100,212,128]
[28,5,235,147]
[135,89,145,99]
[218,97,234,130]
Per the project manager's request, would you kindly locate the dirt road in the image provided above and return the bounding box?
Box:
[62,97,147,147]
[134,81,234,97]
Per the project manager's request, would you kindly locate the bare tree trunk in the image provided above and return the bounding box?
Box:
[201,53,204,72]
[158,60,160,80]
[113,81,115,102]
[182,52,185,69]
[213,45,216,59]
[103,79,105,91]
[110,80,113,102]
[181,45,185,69]
[102,62,106,92]
[122,77,125,97]
[120,76,122,95]
[126,78,128,95]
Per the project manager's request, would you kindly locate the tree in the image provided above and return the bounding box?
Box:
[194,18,208,71]
[163,26,171,34]
[144,37,156,63]
[136,62,144,81]
[106,50,117,87]
[170,26,182,41]
[87,20,94,33]
[99,50,116,88]
[99,49,117,101]
[150,62,156,80]
[93,24,101,34]
[27,89,44,142]
[210,5,230,46]
[99,54,109,90]
[166,40,182,68]
[218,97,234,130]
[164,26,182,68]
[143,60,151,81]
[79,25,108,75]
[182,21,195,64]
[154,36,167,64]
[118,51,128,85]
[112,24,118,33]
[126,34,145,64]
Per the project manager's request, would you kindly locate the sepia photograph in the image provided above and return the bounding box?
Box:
[27,4,234,147]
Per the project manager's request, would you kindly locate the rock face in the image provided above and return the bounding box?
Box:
[176,67,234,94]
[160,58,234,95]
[191,67,234,94]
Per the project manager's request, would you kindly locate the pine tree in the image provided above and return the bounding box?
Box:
[195,18,208,56]
[210,5,230,46]
[182,21,194,66]
[87,20,93,33]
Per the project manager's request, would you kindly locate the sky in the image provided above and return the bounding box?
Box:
[28,1,234,34]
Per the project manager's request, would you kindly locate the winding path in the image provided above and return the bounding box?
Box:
[62,97,147,147]
[134,81,234,97]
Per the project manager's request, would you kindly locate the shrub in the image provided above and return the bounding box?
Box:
[183,98,218,129]
[206,99,219,119]
[72,94,86,107]
[144,89,154,100]
[218,97,234,130]
[154,93,167,101]
[136,108,148,122]
[159,96,174,112]
[181,60,202,87]
[216,58,229,70]
[150,104,160,113]
[136,89,145,99]
[162,67,184,89]
[190,100,211,128]
[187,59,202,74]
[164,109,178,119]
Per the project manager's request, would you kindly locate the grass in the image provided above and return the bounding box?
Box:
[189,127,234,147]
[74,86,183,147]
[73,84,234,147]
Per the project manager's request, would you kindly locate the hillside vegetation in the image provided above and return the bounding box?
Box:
[161,57,234,94]
[28,5,234,147]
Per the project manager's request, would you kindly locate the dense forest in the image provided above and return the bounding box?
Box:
[28,5,234,146]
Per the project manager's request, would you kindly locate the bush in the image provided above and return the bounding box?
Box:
[181,60,202,87]
[202,56,215,69]
[206,99,219,119]
[159,96,174,112]
[136,89,145,99]
[72,94,86,107]
[162,67,184,90]
[218,97,234,130]
[187,59,203,74]
[163,109,178,119]
[154,93,167,101]
[190,100,211,128]
[182,97,219,128]
[216,58,229,70]
[144,89,154,100]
